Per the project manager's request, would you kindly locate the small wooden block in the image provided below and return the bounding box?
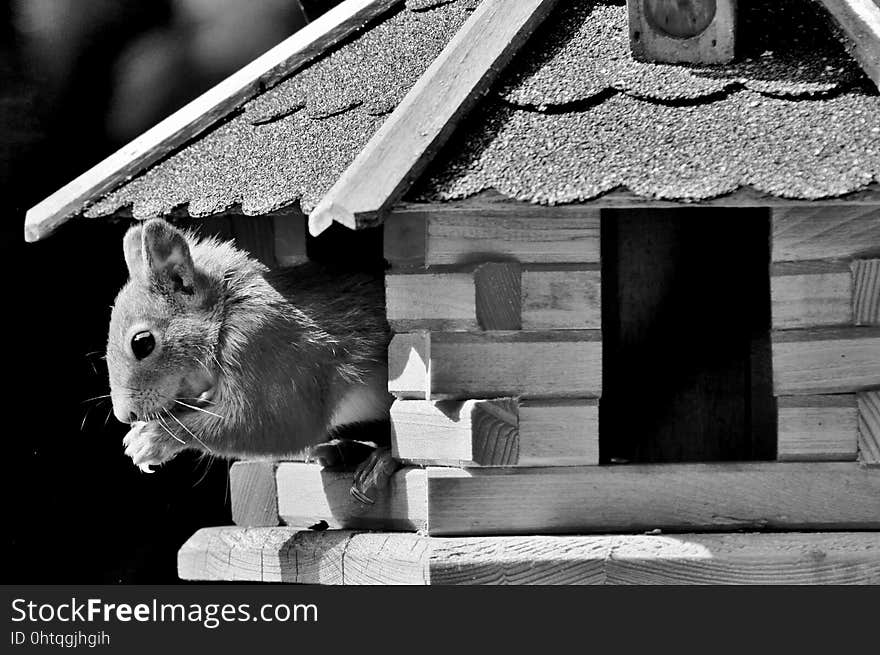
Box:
[386,272,479,331]
[474,262,522,330]
[857,390,880,466]
[273,213,309,266]
[391,398,520,466]
[853,259,880,326]
[230,461,280,527]
[772,206,880,262]
[383,213,427,268]
[771,261,853,329]
[426,212,601,265]
[772,327,880,395]
[627,0,736,64]
[275,463,427,532]
[522,265,601,330]
[518,399,599,466]
[388,331,431,399]
[777,395,858,461]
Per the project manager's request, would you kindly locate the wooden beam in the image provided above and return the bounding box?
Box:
[274,213,309,266]
[818,0,880,91]
[388,330,603,399]
[522,265,601,330]
[274,463,427,531]
[772,327,880,395]
[230,461,280,527]
[178,527,880,584]
[777,395,859,462]
[24,0,401,243]
[771,261,853,330]
[853,259,880,325]
[308,0,561,235]
[424,463,880,535]
[858,390,880,465]
[390,397,599,466]
[772,206,880,262]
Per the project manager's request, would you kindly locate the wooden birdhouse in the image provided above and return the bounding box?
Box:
[25,0,880,584]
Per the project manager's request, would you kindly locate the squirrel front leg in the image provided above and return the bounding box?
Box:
[123,421,189,472]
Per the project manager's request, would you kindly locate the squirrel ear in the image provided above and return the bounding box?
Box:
[122,223,145,279]
[140,219,195,292]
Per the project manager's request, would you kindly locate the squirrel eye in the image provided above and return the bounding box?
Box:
[130,331,156,360]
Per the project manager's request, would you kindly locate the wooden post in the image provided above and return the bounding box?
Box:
[627,0,736,64]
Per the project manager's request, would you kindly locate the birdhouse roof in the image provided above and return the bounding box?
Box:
[25,0,880,241]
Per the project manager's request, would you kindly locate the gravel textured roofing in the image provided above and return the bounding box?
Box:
[87,0,880,219]
[86,0,479,219]
[413,0,880,204]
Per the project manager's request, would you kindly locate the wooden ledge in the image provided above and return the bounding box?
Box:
[178,527,880,584]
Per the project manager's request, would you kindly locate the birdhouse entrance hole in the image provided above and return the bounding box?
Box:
[600,208,776,463]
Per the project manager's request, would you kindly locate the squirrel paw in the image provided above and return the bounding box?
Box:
[350,446,400,505]
[309,439,376,469]
[123,421,185,473]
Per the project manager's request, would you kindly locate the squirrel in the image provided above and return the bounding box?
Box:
[106,218,398,502]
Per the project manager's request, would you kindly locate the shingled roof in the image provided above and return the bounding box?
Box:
[25,0,880,239]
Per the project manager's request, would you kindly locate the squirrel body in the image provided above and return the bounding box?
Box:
[107,219,391,470]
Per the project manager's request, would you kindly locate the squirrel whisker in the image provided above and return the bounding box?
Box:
[173,399,225,420]
[156,411,186,445]
[165,408,212,452]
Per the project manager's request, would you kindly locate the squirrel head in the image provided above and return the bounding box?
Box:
[107,219,224,425]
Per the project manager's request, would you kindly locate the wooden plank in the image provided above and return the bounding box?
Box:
[474,263,522,330]
[179,527,880,584]
[522,265,601,330]
[853,259,880,325]
[275,462,427,531]
[383,213,427,268]
[858,390,880,466]
[230,461,280,527]
[391,398,519,466]
[772,327,880,395]
[388,331,431,399]
[604,532,880,585]
[425,463,880,536]
[818,0,880,91]
[274,213,309,266]
[24,0,402,243]
[426,212,601,265]
[771,261,853,329]
[628,0,736,65]
[518,399,599,466]
[308,0,561,235]
[777,395,859,461]
[386,272,479,331]
[230,215,276,267]
[772,206,880,262]
[389,330,603,399]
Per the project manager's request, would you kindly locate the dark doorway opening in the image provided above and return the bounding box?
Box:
[600,208,776,463]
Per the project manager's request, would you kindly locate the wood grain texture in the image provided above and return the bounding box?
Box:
[230,215,276,267]
[25,0,401,242]
[386,271,478,331]
[274,213,309,266]
[777,395,858,461]
[772,206,880,262]
[179,527,880,584]
[818,0,880,91]
[428,330,602,399]
[772,327,880,395]
[275,462,427,531]
[426,212,601,265]
[230,461,280,527]
[858,390,880,465]
[388,331,430,399]
[391,398,520,466]
[853,259,880,325]
[771,261,853,329]
[518,399,599,466]
[522,265,601,329]
[308,0,560,234]
[424,463,880,535]
[474,263,522,330]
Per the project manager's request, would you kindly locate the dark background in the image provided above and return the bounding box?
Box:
[1,0,341,583]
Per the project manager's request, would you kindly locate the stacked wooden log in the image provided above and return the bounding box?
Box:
[771,206,880,465]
